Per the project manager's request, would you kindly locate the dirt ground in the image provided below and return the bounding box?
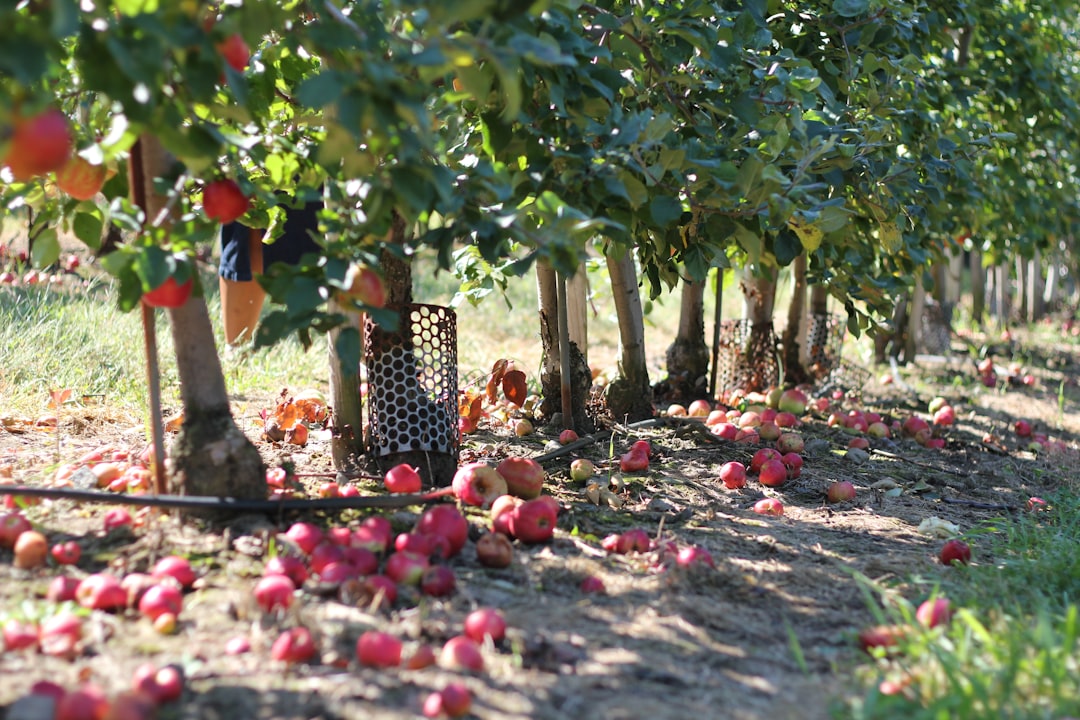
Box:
[2,325,1080,720]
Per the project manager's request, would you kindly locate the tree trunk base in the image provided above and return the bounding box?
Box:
[659,337,709,404]
[170,412,264,518]
[539,340,595,434]
[604,375,654,423]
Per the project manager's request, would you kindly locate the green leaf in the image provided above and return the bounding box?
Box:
[832,0,869,18]
[30,229,60,269]
[649,195,683,228]
[296,71,345,109]
[333,326,362,373]
[115,0,159,13]
[73,212,104,251]
[733,224,762,264]
[772,228,801,266]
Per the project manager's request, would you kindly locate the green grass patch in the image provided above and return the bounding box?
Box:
[840,493,1080,719]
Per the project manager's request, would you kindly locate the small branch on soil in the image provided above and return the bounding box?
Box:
[869,448,968,478]
[530,417,673,464]
[940,497,1017,512]
[0,485,452,512]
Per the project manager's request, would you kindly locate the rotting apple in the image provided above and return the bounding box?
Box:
[569,458,596,482]
[452,462,508,507]
[475,531,513,568]
[496,456,545,499]
[419,565,457,597]
[776,432,805,454]
[781,452,803,479]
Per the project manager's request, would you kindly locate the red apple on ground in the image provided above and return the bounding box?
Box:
[778,388,808,415]
[902,416,930,438]
[384,463,422,493]
[437,683,472,718]
[3,619,39,651]
[47,575,80,603]
[631,439,653,457]
[54,685,108,720]
[666,403,687,417]
[915,597,952,628]
[132,663,184,704]
[758,459,788,488]
[439,635,484,673]
[284,521,324,554]
[559,429,579,444]
[776,432,805,454]
[711,422,738,441]
[719,461,747,489]
[76,573,128,611]
[619,449,649,472]
[464,607,507,644]
[452,462,508,507]
[103,507,133,533]
[940,539,971,566]
[138,584,183,622]
[508,498,558,543]
[271,627,317,664]
[151,555,196,588]
[385,551,430,585]
[357,631,402,668]
[781,452,803,479]
[405,643,437,670]
[687,399,712,417]
[857,624,908,654]
[39,613,82,658]
[752,498,784,516]
[496,456,546,499]
[0,511,32,548]
[750,448,782,473]
[1014,420,1032,438]
[827,481,857,503]
[253,574,296,612]
[580,575,606,594]
[676,545,715,569]
[264,555,309,586]
[490,494,523,536]
[415,504,469,558]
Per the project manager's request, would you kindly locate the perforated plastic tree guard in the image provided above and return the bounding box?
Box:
[363,304,458,486]
[806,313,845,378]
[715,319,780,400]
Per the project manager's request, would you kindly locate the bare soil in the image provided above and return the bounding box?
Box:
[2,327,1080,720]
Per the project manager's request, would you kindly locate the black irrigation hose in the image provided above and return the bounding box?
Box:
[0,485,450,512]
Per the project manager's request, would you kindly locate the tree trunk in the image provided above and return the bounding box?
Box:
[970,251,985,326]
[328,298,363,471]
[536,261,593,432]
[663,277,709,400]
[1028,249,1044,322]
[130,136,263,506]
[604,250,653,421]
[904,282,924,361]
[566,262,589,366]
[781,254,809,385]
[1016,255,1028,321]
[994,263,1009,329]
[737,265,778,394]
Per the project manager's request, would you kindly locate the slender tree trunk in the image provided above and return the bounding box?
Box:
[566,262,589,366]
[1044,257,1058,309]
[995,263,1009,329]
[781,254,809,385]
[664,277,709,400]
[129,135,262,505]
[1028,249,1044,322]
[1016,255,1028,321]
[970,251,985,326]
[536,261,593,432]
[604,250,653,421]
[328,299,363,471]
[904,282,924,362]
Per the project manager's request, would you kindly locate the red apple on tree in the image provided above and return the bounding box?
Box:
[202,178,250,223]
[55,156,107,200]
[2,107,72,180]
[342,263,387,308]
[216,32,250,72]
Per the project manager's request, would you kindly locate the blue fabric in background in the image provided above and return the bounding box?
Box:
[218,201,322,281]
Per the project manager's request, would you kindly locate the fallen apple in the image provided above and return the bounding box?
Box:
[415,504,469,558]
[475,531,513,568]
[719,461,747,489]
[439,635,484,673]
[826,481,857,503]
[271,626,317,664]
[464,607,507,644]
[569,458,596,482]
[384,463,422,494]
[752,498,785,516]
[915,597,952,628]
[508,498,558,543]
[357,630,402,668]
[939,539,971,566]
[253,574,296,612]
[452,462,508,507]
